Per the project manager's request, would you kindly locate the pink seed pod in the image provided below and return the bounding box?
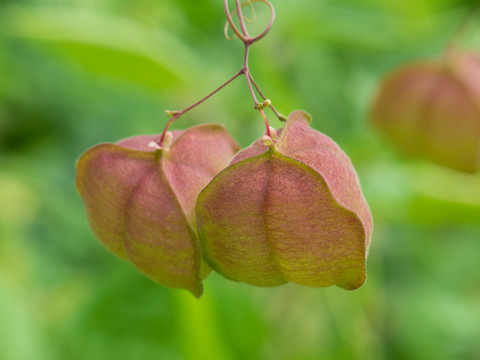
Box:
[196,111,373,290]
[370,52,480,173]
[76,124,240,297]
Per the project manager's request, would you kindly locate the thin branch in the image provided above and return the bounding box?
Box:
[242,44,260,106]
[245,69,260,107]
[249,0,275,43]
[235,0,250,38]
[161,0,279,144]
[249,73,286,121]
[159,70,243,146]
[224,0,275,44]
[224,0,247,41]
[259,108,272,137]
[445,1,480,52]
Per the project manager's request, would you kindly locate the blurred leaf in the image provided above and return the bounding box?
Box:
[176,289,232,360]
[406,164,480,224]
[409,196,480,224]
[0,278,45,360]
[363,157,480,223]
[0,5,205,90]
[280,2,458,51]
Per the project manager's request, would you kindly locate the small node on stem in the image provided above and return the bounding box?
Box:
[163,1,278,146]
[254,99,271,110]
[150,131,173,151]
[261,99,272,109]
[268,126,278,140]
[165,110,180,117]
[261,135,274,146]
[260,127,277,146]
[163,132,174,147]
[148,141,163,150]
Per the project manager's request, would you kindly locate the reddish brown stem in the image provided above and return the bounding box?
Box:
[249,73,286,121]
[445,1,480,52]
[242,43,260,106]
[235,0,250,38]
[159,70,243,146]
[161,0,278,145]
[259,108,271,137]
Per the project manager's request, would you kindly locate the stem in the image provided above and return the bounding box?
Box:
[242,44,260,106]
[259,108,271,137]
[249,73,286,121]
[230,0,277,134]
[245,68,260,107]
[241,44,273,133]
[158,115,177,147]
[235,0,250,38]
[161,0,279,145]
[224,0,247,41]
[224,0,274,44]
[159,70,243,146]
[445,1,480,52]
[249,0,275,43]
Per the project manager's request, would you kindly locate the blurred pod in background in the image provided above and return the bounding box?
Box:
[370,51,480,173]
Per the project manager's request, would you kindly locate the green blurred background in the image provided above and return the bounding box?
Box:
[1,0,480,359]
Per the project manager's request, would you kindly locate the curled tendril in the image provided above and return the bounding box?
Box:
[224,1,255,41]
[224,23,237,40]
[224,14,255,40]
[223,0,275,44]
[243,0,255,22]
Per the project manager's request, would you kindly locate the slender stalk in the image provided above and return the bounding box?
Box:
[159,70,243,146]
[224,0,247,41]
[235,0,250,38]
[259,108,272,137]
[160,0,279,145]
[249,73,286,121]
[249,0,275,43]
[242,44,260,106]
[172,70,243,116]
[445,1,480,52]
[245,69,260,108]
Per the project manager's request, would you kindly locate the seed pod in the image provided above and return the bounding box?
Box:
[196,111,372,290]
[370,52,480,173]
[76,124,240,297]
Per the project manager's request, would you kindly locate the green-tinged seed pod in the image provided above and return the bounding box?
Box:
[196,111,373,290]
[76,124,240,297]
